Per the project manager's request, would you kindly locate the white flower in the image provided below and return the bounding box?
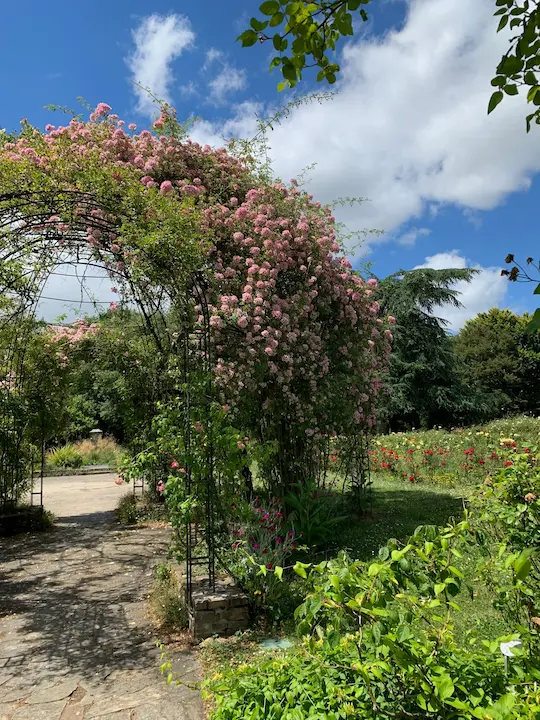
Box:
[500,640,523,657]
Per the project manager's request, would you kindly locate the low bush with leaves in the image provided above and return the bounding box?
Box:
[474,451,540,629]
[47,443,84,468]
[115,491,168,526]
[284,477,345,548]
[47,436,124,470]
[150,562,188,631]
[226,497,302,621]
[206,518,540,719]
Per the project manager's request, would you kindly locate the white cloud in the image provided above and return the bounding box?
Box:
[208,66,247,105]
[204,48,224,70]
[395,226,431,247]
[414,250,508,329]
[191,0,540,250]
[128,14,195,117]
[193,101,262,145]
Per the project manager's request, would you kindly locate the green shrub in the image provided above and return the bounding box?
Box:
[206,521,540,719]
[285,478,345,548]
[47,443,84,468]
[473,451,540,627]
[150,562,188,631]
[74,437,124,467]
[115,491,168,525]
[115,493,138,525]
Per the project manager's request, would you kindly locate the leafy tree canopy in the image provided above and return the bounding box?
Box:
[453,307,540,416]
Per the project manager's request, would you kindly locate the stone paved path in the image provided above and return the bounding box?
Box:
[0,475,203,720]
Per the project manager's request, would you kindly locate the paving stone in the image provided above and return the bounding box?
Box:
[12,699,66,720]
[85,690,159,719]
[1,684,39,703]
[59,706,87,720]
[28,678,79,704]
[0,482,203,720]
[0,703,13,720]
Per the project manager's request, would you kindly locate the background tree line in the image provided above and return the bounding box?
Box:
[7,266,539,449]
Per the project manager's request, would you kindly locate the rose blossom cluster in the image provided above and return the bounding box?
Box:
[201,183,392,435]
[1,103,392,434]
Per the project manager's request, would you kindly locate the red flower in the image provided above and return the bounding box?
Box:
[267,563,273,570]
[524,447,531,453]
[504,461,513,467]
[441,461,446,467]
[464,447,474,456]
[478,459,485,465]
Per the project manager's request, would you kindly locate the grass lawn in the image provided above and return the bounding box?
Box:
[340,476,466,560]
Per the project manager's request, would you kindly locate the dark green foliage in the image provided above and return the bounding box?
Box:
[453,308,540,418]
[489,0,540,132]
[61,309,167,445]
[376,268,486,431]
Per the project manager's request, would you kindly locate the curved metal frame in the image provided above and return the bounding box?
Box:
[0,191,218,585]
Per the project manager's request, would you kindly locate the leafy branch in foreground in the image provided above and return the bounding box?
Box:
[489,0,540,132]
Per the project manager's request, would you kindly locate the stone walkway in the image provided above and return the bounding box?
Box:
[0,475,203,720]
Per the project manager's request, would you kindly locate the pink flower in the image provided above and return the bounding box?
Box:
[160,180,174,195]
[109,301,118,311]
[171,461,179,469]
[387,315,396,325]
[128,123,137,130]
[367,278,378,288]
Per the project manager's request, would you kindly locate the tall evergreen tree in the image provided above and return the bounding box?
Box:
[376,268,485,431]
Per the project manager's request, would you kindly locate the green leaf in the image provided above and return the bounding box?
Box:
[250,17,269,31]
[293,561,310,578]
[326,629,341,649]
[434,673,455,701]
[534,283,540,295]
[434,582,446,595]
[514,549,533,579]
[368,562,382,577]
[282,62,297,82]
[504,83,519,95]
[524,71,537,85]
[348,0,363,10]
[526,308,540,333]
[269,11,285,27]
[498,14,509,30]
[488,90,504,114]
[274,565,283,581]
[277,81,288,91]
[260,0,280,15]
[238,30,259,47]
[498,54,524,75]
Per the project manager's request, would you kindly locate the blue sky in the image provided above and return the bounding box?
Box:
[2,0,540,328]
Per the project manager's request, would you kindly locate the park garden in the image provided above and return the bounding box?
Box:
[0,101,539,718]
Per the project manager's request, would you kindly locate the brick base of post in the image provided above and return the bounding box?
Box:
[189,582,250,639]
